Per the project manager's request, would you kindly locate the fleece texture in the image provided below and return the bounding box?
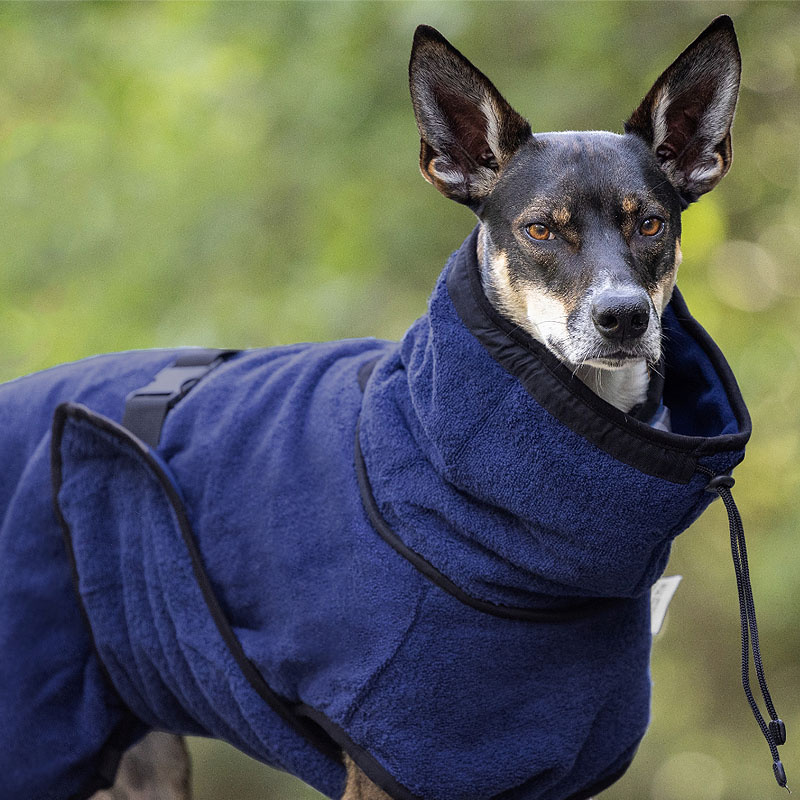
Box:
[0,228,750,800]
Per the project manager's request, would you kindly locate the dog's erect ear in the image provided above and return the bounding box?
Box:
[625,16,741,205]
[409,25,531,208]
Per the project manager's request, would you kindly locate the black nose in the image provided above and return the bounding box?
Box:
[591,290,650,341]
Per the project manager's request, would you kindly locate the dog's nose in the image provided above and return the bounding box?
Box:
[591,291,650,341]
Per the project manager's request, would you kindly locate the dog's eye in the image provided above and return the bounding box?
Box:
[525,223,554,241]
[639,217,664,237]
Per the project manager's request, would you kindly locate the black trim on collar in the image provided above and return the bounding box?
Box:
[447,228,751,485]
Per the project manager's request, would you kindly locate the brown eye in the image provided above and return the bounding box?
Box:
[526,223,554,241]
[639,217,664,237]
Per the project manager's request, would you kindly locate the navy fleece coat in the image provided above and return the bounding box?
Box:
[0,229,751,800]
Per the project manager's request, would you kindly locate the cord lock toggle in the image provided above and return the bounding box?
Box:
[705,474,735,492]
[771,719,788,746]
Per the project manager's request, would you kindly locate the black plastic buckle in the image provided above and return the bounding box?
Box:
[121,349,238,448]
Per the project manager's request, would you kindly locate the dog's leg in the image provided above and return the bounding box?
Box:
[90,732,192,800]
[341,753,393,800]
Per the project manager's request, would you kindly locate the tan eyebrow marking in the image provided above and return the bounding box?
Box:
[622,195,638,214]
[552,207,571,226]
[515,198,573,227]
[516,203,553,224]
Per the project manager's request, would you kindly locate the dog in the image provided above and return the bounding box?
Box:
[3,15,779,800]
[88,16,743,800]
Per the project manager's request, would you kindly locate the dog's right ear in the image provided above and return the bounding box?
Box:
[409,26,531,209]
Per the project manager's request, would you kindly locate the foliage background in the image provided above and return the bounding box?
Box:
[1,2,798,798]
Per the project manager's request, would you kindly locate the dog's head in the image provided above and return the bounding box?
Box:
[409,18,740,373]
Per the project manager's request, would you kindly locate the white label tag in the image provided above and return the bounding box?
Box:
[650,575,683,636]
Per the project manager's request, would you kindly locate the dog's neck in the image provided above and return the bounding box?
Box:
[572,361,650,413]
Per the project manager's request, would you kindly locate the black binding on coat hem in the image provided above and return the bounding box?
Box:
[51,406,340,751]
[52,407,150,799]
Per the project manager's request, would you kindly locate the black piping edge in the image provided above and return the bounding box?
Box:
[51,402,340,764]
[493,729,638,800]
[297,704,422,800]
[52,401,426,800]
[446,226,751,484]
[300,698,631,800]
[51,405,149,799]
[354,416,628,623]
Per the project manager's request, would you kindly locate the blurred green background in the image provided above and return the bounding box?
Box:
[1,1,798,798]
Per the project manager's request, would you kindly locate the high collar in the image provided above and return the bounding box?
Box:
[410,226,751,485]
[359,229,751,599]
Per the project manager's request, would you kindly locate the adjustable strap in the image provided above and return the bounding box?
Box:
[701,468,789,791]
[121,349,239,448]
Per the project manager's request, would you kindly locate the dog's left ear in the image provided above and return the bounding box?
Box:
[625,16,741,204]
[409,25,531,209]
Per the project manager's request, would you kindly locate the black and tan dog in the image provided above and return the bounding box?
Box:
[96,16,741,800]
[409,19,739,416]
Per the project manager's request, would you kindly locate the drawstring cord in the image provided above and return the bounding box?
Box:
[700,468,789,791]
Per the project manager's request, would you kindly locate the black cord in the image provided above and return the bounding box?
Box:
[702,471,789,791]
